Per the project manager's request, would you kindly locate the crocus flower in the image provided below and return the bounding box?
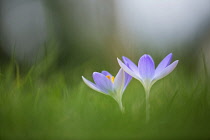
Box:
[117,53,178,121]
[82,68,132,112]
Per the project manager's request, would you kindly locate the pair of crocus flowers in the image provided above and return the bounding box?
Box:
[82,53,178,113]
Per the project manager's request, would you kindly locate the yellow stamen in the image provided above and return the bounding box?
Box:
[106,75,115,83]
[106,75,111,80]
[111,76,115,83]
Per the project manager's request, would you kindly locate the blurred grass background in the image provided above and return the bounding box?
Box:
[0,0,210,139]
[0,49,209,139]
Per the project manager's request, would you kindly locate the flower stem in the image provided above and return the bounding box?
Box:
[145,88,150,123]
[112,94,125,114]
[118,100,125,113]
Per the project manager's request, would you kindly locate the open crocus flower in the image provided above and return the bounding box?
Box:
[117,53,178,121]
[118,53,178,93]
[82,68,132,112]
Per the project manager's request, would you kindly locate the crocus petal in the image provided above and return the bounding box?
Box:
[93,72,113,93]
[122,56,138,74]
[155,53,172,76]
[117,58,141,81]
[114,69,125,94]
[153,60,179,81]
[101,71,112,76]
[82,76,104,93]
[138,54,155,80]
[123,72,132,91]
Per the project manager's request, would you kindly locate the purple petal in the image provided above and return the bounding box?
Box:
[155,53,172,76]
[138,54,155,79]
[93,72,113,93]
[122,56,138,74]
[154,60,179,81]
[82,76,103,93]
[123,72,132,91]
[114,69,125,93]
[101,71,112,76]
[117,58,141,81]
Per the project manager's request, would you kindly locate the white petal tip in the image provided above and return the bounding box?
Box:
[173,60,179,66]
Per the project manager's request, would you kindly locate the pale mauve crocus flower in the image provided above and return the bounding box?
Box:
[117,53,178,121]
[82,68,132,112]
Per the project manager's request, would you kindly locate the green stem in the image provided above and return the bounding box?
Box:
[119,100,125,113]
[145,88,150,123]
[113,93,125,113]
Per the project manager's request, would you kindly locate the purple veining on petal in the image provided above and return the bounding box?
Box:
[155,53,172,76]
[93,72,113,93]
[101,71,112,76]
[138,54,155,80]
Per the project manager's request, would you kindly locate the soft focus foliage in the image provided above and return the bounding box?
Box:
[0,50,210,140]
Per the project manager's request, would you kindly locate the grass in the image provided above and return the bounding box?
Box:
[0,53,210,140]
